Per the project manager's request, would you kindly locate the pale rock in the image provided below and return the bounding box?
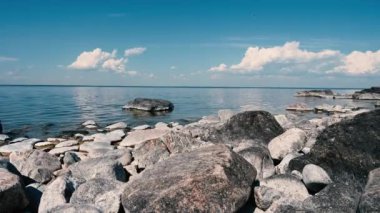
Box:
[275,152,303,174]
[49,146,79,155]
[302,164,332,193]
[132,124,151,130]
[55,140,79,148]
[105,122,127,131]
[155,122,170,130]
[218,109,235,122]
[268,128,307,160]
[119,129,169,147]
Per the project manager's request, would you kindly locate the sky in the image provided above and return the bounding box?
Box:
[0,0,380,87]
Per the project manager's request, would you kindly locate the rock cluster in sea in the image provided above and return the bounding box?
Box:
[0,97,379,212]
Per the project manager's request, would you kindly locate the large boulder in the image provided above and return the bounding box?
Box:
[268,128,306,160]
[358,168,380,212]
[123,98,174,112]
[121,145,256,212]
[45,204,101,213]
[70,178,123,212]
[0,139,38,155]
[10,150,61,183]
[302,164,332,193]
[204,111,284,145]
[0,168,29,212]
[132,139,170,169]
[289,110,380,188]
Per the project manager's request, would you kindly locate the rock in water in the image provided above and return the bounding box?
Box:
[289,110,380,188]
[123,98,174,112]
[10,150,61,183]
[302,164,332,193]
[121,144,256,212]
[268,128,306,160]
[0,168,29,212]
[206,111,284,145]
[358,168,380,212]
[352,87,380,100]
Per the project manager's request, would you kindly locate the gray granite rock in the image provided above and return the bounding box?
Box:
[0,168,29,212]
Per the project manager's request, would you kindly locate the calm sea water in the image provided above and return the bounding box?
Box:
[0,86,375,138]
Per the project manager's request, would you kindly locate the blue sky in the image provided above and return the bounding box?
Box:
[0,0,380,87]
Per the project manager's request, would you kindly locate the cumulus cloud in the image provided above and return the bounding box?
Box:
[210,41,380,75]
[209,63,228,72]
[124,47,146,57]
[68,47,146,73]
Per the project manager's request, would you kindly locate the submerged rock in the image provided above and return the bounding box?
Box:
[0,168,29,212]
[123,98,174,112]
[358,168,380,212]
[121,144,256,212]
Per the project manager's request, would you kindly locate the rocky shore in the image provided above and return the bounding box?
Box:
[0,96,379,212]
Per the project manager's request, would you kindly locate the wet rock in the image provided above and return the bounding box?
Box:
[233,141,275,180]
[0,168,29,212]
[268,128,306,160]
[105,122,127,131]
[10,150,61,183]
[302,183,360,213]
[119,129,169,147]
[289,110,380,188]
[302,164,332,193]
[70,178,123,212]
[121,145,256,212]
[49,146,79,155]
[358,168,380,212]
[123,98,174,112]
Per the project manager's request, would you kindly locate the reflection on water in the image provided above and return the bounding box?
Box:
[0,86,376,138]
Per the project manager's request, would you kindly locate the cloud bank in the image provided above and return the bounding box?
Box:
[210,41,380,75]
[68,47,146,74]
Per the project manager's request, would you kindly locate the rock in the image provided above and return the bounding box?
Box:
[10,137,28,143]
[233,141,275,180]
[105,122,127,131]
[302,164,332,193]
[82,120,96,126]
[25,183,46,212]
[59,130,89,138]
[375,101,380,107]
[314,104,356,113]
[69,156,127,181]
[204,111,284,146]
[274,114,293,129]
[358,168,380,212]
[275,153,303,174]
[80,142,115,155]
[47,138,66,143]
[10,150,61,183]
[93,130,125,143]
[70,178,123,212]
[289,110,380,188]
[295,89,335,98]
[218,109,235,122]
[0,134,9,141]
[123,98,174,112]
[63,152,81,167]
[155,122,170,130]
[160,131,207,154]
[124,164,138,177]
[121,145,256,212]
[46,204,102,213]
[198,115,220,124]
[0,168,29,212]
[49,146,79,155]
[291,170,303,180]
[38,175,85,213]
[268,128,306,160]
[119,129,169,147]
[133,139,170,169]
[0,139,38,155]
[302,183,361,213]
[55,140,79,148]
[286,103,313,112]
[255,174,310,211]
[12,138,42,144]
[35,141,56,150]
[132,124,151,130]
[352,87,380,100]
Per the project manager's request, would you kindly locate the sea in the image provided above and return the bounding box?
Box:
[0,85,376,138]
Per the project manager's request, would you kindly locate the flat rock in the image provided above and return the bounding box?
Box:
[0,168,29,212]
[289,110,380,188]
[286,103,313,112]
[80,142,115,155]
[123,98,174,112]
[358,168,380,212]
[70,178,123,212]
[82,120,97,126]
[10,150,61,183]
[35,141,56,150]
[48,146,79,155]
[119,129,169,147]
[268,128,306,160]
[55,140,79,148]
[121,144,256,212]
[132,124,151,130]
[0,140,38,155]
[302,164,332,193]
[105,122,127,131]
[93,129,125,143]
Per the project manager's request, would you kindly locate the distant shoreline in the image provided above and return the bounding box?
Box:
[0,84,366,90]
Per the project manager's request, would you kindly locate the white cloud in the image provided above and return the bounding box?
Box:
[124,47,146,57]
[210,41,380,75]
[170,65,176,70]
[68,47,146,74]
[126,70,138,76]
[0,56,18,62]
[209,63,228,72]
